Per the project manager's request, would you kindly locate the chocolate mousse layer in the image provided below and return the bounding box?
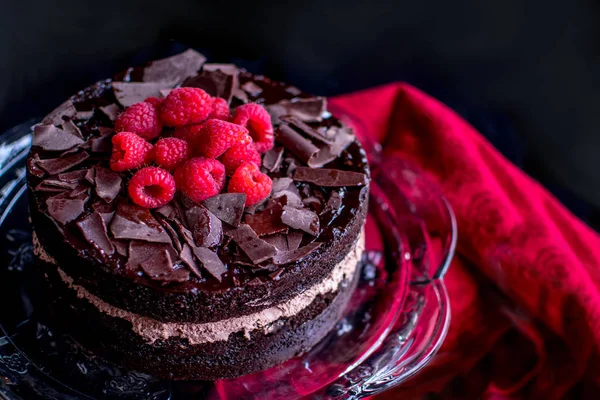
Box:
[27,49,370,324]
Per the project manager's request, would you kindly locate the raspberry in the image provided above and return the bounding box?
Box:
[128,167,176,208]
[144,96,165,109]
[110,132,153,172]
[220,141,261,176]
[173,124,203,146]
[175,158,226,202]
[196,119,249,158]
[159,87,212,127]
[153,137,190,170]
[209,97,231,120]
[232,103,274,153]
[115,102,162,140]
[228,162,273,206]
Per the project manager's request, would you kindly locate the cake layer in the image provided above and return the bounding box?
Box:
[34,231,364,344]
[27,51,369,324]
[36,237,363,380]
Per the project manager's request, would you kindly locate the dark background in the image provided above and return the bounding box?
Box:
[1,0,598,223]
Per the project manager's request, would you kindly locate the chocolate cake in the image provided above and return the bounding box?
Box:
[26,49,369,380]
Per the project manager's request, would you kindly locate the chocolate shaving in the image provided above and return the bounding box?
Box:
[285,157,298,177]
[126,241,178,272]
[271,177,294,193]
[143,49,206,85]
[243,202,288,236]
[37,179,77,191]
[280,116,333,145]
[273,190,303,208]
[241,81,263,97]
[99,104,121,121]
[28,155,46,178]
[113,240,128,256]
[183,69,234,103]
[307,145,337,168]
[84,167,95,184]
[203,63,237,75]
[281,205,320,236]
[76,212,115,255]
[294,167,367,187]
[202,193,246,227]
[233,87,249,103]
[328,126,355,157]
[33,124,84,151]
[180,244,202,279]
[266,97,326,124]
[140,249,189,283]
[68,184,91,198]
[42,100,77,125]
[90,135,112,153]
[228,224,277,263]
[262,234,288,251]
[36,151,89,175]
[112,82,173,108]
[92,202,116,225]
[46,193,86,225]
[94,166,122,203]
[285,86,303,96]
[159,89,172,97]
[157,217,182,253]
[276,124,319,164]
[58,170,87,183]
[156,203,179,220]
[110,203,171,243]
[191,247,226,281]
[287,231,304,251]
[273,242,321,265]
[185,206,222,248]
[74,110,95,120]
[61,120,83,139]
[262,147,284,172]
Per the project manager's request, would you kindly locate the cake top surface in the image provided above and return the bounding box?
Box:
[27,49,369,292]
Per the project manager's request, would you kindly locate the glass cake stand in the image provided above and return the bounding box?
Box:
[0,122,455,400]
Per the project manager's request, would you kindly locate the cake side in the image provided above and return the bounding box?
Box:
[35,230,364,380]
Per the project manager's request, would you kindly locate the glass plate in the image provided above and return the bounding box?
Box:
[0,122,455,400]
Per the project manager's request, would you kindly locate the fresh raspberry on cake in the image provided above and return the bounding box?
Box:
[173,124,203,147]
[228,162,273,206]
[128,166,176,208]
[144,96,165,109]
[159,87,212,127]
[153,137,190,170]
[175,157,226,202]
[232,103,274,153]
[110,132,153,172]
[209,98,231,120]
[114,101,162,140]
[220,140,261,176]
[196,119,249,158]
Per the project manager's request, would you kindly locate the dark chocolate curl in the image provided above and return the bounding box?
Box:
[276,124,319,164]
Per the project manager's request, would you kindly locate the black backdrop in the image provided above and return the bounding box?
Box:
[1,0,599,216]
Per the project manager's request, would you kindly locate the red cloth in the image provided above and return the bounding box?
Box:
[329,83,600,399]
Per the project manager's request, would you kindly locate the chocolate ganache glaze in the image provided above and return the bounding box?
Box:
[27,50,369,324]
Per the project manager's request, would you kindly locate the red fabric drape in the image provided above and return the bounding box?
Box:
[329,83,600,399]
